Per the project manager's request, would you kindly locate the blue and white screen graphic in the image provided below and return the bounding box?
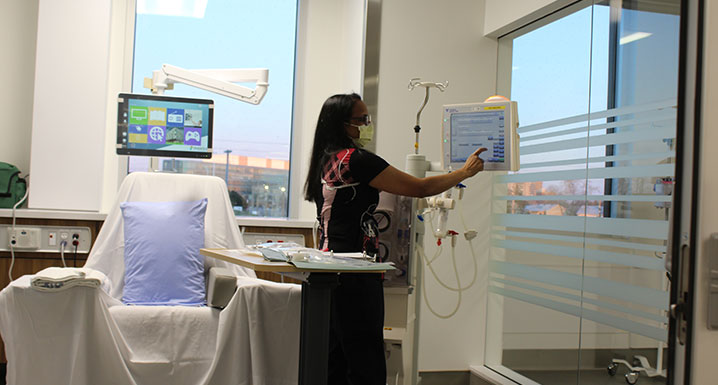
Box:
[450,110,505,163]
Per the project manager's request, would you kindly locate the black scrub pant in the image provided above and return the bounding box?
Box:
[327,273,386,385]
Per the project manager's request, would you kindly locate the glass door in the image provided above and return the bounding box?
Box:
[485,1,680,384]
[579,2,679,384]
[487,3,598,383]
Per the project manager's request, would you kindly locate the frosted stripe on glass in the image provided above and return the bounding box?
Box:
[490,261,580,292]
[494,195,672,203]
[518,99,676,134]
[493,239,665,270]
[493,230,667,253]
[493,214,669,240]
[520,127,675,155]
[521,114,675,142]
[495,164,674,183]
[489,286,667,341]
[519,151,675,169]
[490,277,668,323]
[490,261,669,309]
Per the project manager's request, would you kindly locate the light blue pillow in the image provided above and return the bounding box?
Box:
[120,198,208,306]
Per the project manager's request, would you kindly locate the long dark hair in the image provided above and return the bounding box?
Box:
[304,93,361,203]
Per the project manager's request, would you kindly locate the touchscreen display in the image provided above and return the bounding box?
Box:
[117,93,213,158]
[450,110,505,164]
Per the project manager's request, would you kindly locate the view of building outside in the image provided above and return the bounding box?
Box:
[506,180,603,217]
[161,154,289,217]
[506,2,679,219]
[129,0,298,217]
[506,3,609,217]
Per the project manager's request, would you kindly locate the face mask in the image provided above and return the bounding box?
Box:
[353,123,374,148]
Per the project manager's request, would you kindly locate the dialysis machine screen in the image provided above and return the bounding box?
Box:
[442,101,519,171]
[116,93,213,159]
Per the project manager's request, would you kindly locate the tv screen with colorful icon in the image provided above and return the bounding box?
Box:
[117,93,213,159]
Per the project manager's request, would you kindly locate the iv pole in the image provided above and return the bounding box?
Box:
[405,78,448,385]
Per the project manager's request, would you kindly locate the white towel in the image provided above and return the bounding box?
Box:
[31,267,107,292]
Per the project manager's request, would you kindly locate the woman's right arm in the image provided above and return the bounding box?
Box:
[369,148,487,198]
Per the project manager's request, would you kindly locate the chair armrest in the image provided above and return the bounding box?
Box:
[207,267,238,309]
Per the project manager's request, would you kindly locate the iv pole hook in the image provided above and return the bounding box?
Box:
[408,78,448,154]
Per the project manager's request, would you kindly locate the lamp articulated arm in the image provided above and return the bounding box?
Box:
[144,64,269,105]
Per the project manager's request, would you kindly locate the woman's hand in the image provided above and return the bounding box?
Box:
[461,147,487,177]
[369,147,489,197]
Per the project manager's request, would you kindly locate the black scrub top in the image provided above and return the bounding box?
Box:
[315,148,389,254]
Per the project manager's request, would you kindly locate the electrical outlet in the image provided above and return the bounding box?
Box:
[242,232,306,247]
[0,225,92,253]
[7,227,42,249]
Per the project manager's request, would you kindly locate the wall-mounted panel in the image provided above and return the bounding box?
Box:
[28,0,111,211]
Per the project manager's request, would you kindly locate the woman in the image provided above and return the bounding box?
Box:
[304,93,485,384]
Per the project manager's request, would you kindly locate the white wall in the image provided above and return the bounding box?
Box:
[374,0,497,371]
[0,0,38,175]
[28,0,111,211]
[100,0,136,213]
[691,0,718,382]
[290,0,366,220]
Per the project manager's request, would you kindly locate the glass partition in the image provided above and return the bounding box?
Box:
[486,1,679,384]
[578,1,679,384]
[487,4,597,383]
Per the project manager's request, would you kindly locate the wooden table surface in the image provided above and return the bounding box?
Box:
[200,248,389,274]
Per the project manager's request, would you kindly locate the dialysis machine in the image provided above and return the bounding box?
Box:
[379,79,519,385]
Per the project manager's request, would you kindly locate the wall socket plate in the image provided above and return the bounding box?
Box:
[241,232,306,247]
[7,227,42,249]
[0,225,92,253]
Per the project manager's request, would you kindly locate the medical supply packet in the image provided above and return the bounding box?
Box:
[251,242,394,271]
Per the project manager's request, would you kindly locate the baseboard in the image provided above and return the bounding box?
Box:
[417,371,471,385]
[470,366,521,385]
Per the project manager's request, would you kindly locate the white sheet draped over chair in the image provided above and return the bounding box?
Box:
[86,171,256,295]
[0,172,302,385]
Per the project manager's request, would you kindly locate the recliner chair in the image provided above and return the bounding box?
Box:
[0,172,302,385]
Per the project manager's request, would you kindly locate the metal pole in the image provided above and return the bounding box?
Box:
[224,149,232,183]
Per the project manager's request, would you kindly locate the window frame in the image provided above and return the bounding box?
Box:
[121,0,301,219]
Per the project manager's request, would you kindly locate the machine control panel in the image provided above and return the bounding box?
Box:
[442,101,519,172]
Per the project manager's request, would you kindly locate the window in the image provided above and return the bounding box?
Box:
[129,0,298,217]
[486,1,680,383]
[506,4,609,217]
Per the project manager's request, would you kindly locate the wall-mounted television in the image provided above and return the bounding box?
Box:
[116,93,213,159]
